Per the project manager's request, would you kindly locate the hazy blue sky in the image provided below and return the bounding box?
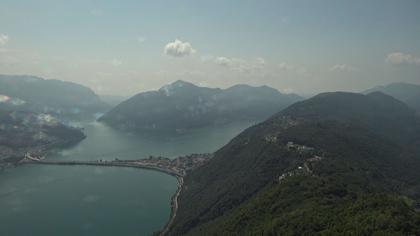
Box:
[0,0,419,95]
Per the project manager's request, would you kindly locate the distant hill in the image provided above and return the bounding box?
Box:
[0,74,109,121]
[364,82,420,111]
[167,91,420,235]
[99,80,302,132]
[0,109,85,168]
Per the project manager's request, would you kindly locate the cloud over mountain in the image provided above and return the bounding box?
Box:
[329,64,357,72]
[164,39,196,57]
[386,52,420,66]
[214,56,266,74]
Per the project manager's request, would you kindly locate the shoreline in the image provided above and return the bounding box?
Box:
[159,176,183,236]
[11,159,183,236]
[20,158,189,236]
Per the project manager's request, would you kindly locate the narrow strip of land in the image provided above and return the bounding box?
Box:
[25,159,183,177]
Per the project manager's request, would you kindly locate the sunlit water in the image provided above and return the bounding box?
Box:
[0,121,252,236]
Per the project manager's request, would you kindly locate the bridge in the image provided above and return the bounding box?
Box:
[22,152,211,178]
[22,154,186,177]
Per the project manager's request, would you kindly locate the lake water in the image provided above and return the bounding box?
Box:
[0,122,252,236]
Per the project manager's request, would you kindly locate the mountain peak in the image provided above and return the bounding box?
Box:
[364,82,420,111]
[282,91,413,117]
[100,81,302,131]
[169,80,197,88]
[366,90,396,100]
[158,80,199,96]
[226,84,275,93]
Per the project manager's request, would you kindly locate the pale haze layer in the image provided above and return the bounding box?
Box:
[0,0,419,96]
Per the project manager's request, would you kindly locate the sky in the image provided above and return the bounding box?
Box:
[0,0,419,96]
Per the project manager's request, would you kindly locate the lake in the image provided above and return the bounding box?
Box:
[0,121,252,236]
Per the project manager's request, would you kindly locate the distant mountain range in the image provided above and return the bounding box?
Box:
[364,82,420,111]
[0,74,109,121]
[99,80,302,132]
[167,91,420,235]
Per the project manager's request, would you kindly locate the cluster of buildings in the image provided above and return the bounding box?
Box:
[286,141,315,154]
[130,153,212,177]
[278,142,323,183]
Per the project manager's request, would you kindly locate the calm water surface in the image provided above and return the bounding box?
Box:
[0,121,252,236]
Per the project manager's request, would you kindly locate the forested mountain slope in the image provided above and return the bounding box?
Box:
[168,92,420,235]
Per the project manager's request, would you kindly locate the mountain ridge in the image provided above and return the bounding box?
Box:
[363,82,420,112]
[99,80,302,132]
[0,74,109,121]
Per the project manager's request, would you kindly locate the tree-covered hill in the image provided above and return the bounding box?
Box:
[364,82,420,112]
[0,109,86,168]
[0,74,109,121]
[99,80,302,132]
[167,91,420,235]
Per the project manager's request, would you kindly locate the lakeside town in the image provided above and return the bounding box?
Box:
[22,153,212,178]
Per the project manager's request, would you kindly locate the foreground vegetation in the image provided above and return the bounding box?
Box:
[190,176,420,235]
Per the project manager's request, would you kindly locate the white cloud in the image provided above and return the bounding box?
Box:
[214,57,233,67]
[386,52,420,66]
[214,56,266,74]
[110,59,122,66]
[0,34,10,47]
[278,62,294,71]
[137,36,146,43]
[278,62,308,76]
[329,64,357,72]
[214,57,245,72]
[164,39,196,57]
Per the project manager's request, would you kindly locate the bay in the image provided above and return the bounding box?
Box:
[0,121,251,236]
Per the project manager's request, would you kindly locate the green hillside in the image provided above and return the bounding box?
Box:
[167,92,420,235]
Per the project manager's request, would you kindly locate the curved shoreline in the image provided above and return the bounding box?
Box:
[159,176,183,236]
[23,160,182,178]
[20,157,193,236]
